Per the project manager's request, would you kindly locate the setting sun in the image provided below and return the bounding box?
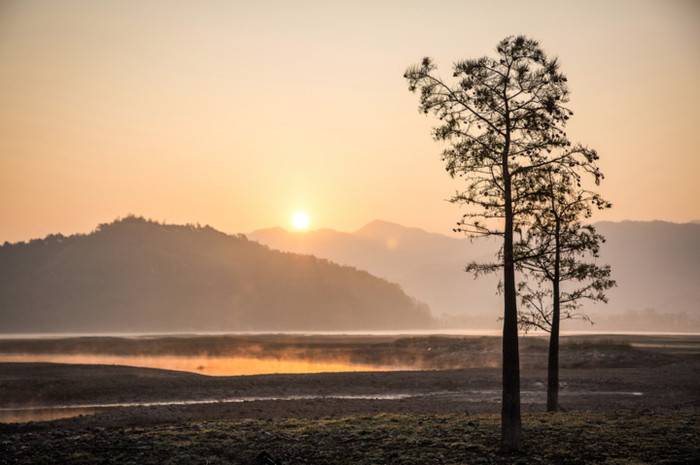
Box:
[291,211,310,231]
[1,1,698,460]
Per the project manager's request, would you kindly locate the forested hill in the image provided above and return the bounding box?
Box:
[0,217,433,333]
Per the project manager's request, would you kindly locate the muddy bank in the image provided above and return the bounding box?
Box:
[0,334,698,430]
[1,357,697,410]
[1,360,698,430]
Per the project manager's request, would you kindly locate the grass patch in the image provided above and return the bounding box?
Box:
[3,411,698,464]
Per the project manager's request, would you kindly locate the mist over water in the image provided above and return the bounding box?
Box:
[2,332,698,379]
[2,333,699,426]
[0,333,509,378]
[0,353,397,376]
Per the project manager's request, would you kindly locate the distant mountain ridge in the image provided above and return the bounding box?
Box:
[252,220,500,323]
[0,217,433,332]
[250,219,700,330]
[2,217,697,333]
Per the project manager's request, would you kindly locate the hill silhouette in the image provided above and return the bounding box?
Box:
[0,217,433,333]
[250,220,700,331]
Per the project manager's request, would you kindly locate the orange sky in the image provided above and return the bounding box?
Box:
[1,0,699,243]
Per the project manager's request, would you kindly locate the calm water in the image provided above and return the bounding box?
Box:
[0,353,400,376]
[1,331,698,376]
[0,394,415,424]
[0,390,646,424]
[3,330,700,339]
[1,331,693,424]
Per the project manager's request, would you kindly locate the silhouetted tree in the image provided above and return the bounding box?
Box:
[514,168,615,411]
[404,35,599,449]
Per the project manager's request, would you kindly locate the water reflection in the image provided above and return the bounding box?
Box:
[0,389,645,424]
[0,407,98,423]
[0,353,399,376]
[0,393,416,424]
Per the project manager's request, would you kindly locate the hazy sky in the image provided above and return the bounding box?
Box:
[1,0,698,243]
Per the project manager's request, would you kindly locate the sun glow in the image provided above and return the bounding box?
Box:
[291,211,310,231]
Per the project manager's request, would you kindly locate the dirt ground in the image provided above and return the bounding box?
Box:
[1,334,699,464]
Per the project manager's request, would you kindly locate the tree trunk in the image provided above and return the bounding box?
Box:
[501,169,522,450]
[547,220,561,412]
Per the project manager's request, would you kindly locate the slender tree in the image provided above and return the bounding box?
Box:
[404,35,598,450]
[514,168,615,411]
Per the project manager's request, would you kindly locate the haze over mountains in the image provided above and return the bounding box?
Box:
[0,217,432,333]
[251,220,700,331]
[251,221,500,327]
[1,216,697,333]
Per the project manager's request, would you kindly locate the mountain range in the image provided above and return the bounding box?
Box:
[250,220,700,331]
[1,216,697,333]
[0,217,432,332]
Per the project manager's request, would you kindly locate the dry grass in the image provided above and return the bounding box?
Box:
[3,411,698,465]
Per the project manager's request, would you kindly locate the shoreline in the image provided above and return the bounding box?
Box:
[2,330,700,339]
[1,333,698,427]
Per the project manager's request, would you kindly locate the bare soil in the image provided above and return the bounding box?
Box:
[1,334,698,464]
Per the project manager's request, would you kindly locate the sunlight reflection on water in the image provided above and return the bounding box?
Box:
[0,353,401,376]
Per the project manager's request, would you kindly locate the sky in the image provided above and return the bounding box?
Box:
[1,0,698,243]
